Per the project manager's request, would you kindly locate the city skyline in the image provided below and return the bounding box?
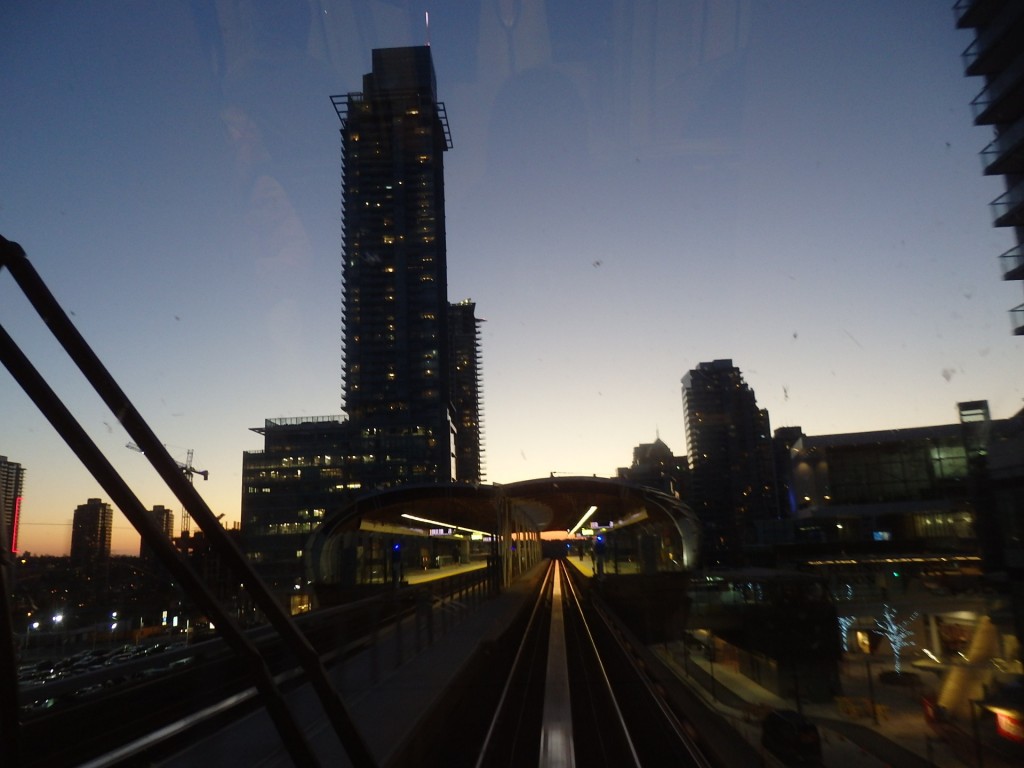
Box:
[2,2,1021,555]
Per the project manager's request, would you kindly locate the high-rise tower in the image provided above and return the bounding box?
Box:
[70,498,113,570]
[242,48,471,608]
[331,46,455,482]
[681,360,777,567]
[0,455,25,555]
[448,300,485,483]
[955,1,1024,334]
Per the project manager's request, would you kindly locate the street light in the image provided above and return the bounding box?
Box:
[26,620,39,648]
[865,656,879,725]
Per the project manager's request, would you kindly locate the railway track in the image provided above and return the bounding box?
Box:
[468,559,714,768]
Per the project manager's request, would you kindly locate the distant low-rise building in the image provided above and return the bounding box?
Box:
[617,436,687,498]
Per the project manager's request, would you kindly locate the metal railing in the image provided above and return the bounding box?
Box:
[999,242,1024,280]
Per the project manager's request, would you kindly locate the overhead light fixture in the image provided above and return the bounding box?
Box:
[401,512,490,537]
[568,505,598,537]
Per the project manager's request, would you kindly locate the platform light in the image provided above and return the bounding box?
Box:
[567,506,598,537]
[400,512,490,537]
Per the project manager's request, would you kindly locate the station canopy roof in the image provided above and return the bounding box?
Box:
[315,476,687,540]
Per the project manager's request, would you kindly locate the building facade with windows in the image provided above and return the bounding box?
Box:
[769,400,1021,599]
[786,424,978,553]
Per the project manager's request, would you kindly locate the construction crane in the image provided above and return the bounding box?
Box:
[126,443,208,533]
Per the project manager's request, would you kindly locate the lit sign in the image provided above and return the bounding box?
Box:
[11,496,21,553]
[996,711,1024,743]
[429,528,453,536]
[872,531,892,542]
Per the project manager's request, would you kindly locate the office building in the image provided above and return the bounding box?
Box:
[955,1,1024,334]
[769,403,1024,703]
[242,416,356,611]
[70,498,113,570]
[681,360,777,566]
[786,424,978,557]
[0,455,25,555]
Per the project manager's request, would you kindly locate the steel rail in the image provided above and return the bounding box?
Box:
[559,560,642,767]
[474,561,555,768]
[538,562,575,767]
[572,569,715,768]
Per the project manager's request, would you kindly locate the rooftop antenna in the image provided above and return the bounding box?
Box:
[425,10,430,46]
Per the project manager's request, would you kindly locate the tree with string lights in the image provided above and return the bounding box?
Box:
[876,604,918,675]
[837,616,855,652]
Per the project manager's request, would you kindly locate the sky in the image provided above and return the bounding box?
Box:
[1,1,1021,556]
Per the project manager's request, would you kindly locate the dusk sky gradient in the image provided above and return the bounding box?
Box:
[2,1,1021,556]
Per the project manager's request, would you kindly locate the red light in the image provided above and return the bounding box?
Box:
[10,496,21,554]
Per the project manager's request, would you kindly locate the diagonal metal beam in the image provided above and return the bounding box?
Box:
[0,319,321,767]
[0,513,22,766]
[1,235,376,766]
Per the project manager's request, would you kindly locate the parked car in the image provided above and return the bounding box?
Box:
[761,709,822,765]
